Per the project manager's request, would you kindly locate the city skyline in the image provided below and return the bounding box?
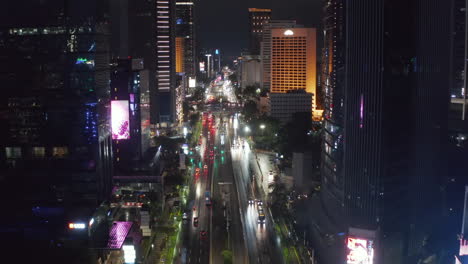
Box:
[0,0,467,264]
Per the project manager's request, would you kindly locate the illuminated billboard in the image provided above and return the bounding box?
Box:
[189,77,196,88]
[199,62,205,72]
[111,100,130,140]
[347,237,374,264]
[123,245,136,263]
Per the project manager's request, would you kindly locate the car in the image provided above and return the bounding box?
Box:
[205,197,212,206]
[203,164,208,170]
[193,217,199,227]
[257,200,263,207]
[195,168,200,174]
[258,205,264,212]
[200,230,208,240]
[248,198,254,205]
[258,212,266,224]
[182,212,188,221]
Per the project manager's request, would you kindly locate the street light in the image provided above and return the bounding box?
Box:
[260,124,266,135]
[244,126,251,133]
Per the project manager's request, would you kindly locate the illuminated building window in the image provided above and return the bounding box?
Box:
[5,147,22,159]
[53,147,68,158]
[32,147,45,158]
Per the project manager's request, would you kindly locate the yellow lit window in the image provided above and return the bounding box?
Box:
[53,147,68,158]
[32,147,45,157]
[5,147,21,159]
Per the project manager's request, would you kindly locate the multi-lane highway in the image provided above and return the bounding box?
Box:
[178,73,283,264]
[179,112,215,264]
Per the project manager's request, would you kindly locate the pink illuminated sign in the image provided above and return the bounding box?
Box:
[111,100,130,140]
[460,237,468,256]
[347,237,374,264]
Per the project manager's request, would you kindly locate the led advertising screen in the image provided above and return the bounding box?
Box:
[347,237,374,264]
[189,77,196,88]
[111,100,130,140]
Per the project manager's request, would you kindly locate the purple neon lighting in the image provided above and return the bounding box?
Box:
[111,100,130,140]
[107,221,133,249]
[359,94,364,128]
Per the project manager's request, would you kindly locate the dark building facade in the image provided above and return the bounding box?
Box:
[452,0,466,99]
[110,0,160,125]
[248,8,271,55]
[175,0,197,77]
[320,0,451,262]
[110,59,151,175]
[0,0,113,256]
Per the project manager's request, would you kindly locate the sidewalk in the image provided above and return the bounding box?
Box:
[249,148,314,264]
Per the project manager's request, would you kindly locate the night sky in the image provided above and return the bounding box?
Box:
[197,0,322,58]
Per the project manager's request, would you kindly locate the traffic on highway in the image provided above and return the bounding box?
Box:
[176,72,284,264]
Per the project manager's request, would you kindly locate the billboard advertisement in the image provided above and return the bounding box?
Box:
[111,100,130,140]
[199,62,205,72]
[189,77,196,88]
[347,236,374,264]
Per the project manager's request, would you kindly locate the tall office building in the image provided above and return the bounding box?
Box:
[260,20,297,91]
[110,59,151,175]
[110,0,159,126]
[320,0,451,262]
[447,1,468,255]
[270,27,318,117]
[248,8,271,55]
[452,0,466,99]
[176,0,196,76]
[0,0,113,253]
[156,0,176,123]
[239,53,262,89]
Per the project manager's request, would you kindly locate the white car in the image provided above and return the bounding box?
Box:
[257,200,263,207]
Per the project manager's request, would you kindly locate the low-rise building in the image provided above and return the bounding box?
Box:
[269,90,312,123]
[292,152,313,188]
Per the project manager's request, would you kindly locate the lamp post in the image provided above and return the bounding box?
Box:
[260,124,266,135]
